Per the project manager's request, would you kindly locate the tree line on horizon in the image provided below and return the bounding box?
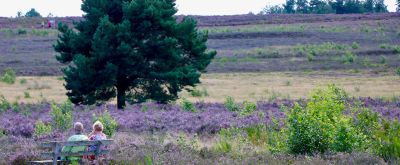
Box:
[262,0,398,14]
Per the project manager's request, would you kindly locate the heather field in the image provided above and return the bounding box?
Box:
[0,13,400,164]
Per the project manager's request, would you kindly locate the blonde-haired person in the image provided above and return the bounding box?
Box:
[87,121,107,161]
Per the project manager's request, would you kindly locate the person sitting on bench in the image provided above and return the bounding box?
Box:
[61,122,89,161]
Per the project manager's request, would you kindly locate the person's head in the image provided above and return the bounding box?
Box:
[73,122,84,134]
[92,121,104,133]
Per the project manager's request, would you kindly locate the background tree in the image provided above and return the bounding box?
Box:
[343,0,364,13]
[284,0,296,13]
[25,8,41,17]
[309,0,334,13]
[263,5,285,14]
[16,11,23,18]
[363,0,374,12]
[374,0,388,12]
[54,0,216,109]
[296,0,310,13]
[397,0,400,12]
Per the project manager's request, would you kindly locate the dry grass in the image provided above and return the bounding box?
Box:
[0,72,399,103]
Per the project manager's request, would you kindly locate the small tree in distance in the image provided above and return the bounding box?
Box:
[54,0,216,109]
[25,8,41,17]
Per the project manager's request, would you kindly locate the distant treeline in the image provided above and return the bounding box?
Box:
[262,0,396,14]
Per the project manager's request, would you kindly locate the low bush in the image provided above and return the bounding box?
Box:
[351,42,360,49]
[239,101,257,116]
[373,119,400,162]
[396,68,400,76]
[341,51,356,63]
[180,98,197,112]
[0,68,16,84]
[287,85,353,154]
[189,88,208,97]
[51,100,73,131]
[34,120,52,136]
[224,96,239,112]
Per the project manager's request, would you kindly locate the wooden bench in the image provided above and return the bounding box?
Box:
[30,140,113,165]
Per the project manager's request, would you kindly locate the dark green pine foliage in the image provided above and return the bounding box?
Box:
[296,0,310,13]
[284,0,296,13]
[54,0,216,109]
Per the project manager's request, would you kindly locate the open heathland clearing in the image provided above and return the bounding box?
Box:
[0,72,399,103]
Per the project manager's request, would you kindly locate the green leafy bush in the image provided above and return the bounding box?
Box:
[51,101,73,131]
[189,88,209,97]
[0,95,12,112]
[17,28,27,35]
[373,119,400,161]
[34,120,52,136]
[0,68,16,84]
[239,101,257,116]
[180,98,197,112]
[396,68,400,76]
[92,110,118,137]
[224,96,239,112]
[351,42,360,49]
[19,79,27,85]
[24,91,31,98]
[341,51,356,63]
[287,85,353,154]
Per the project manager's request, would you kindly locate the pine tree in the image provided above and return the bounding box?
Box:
[284,0,296,13]
[363,0,374,12]
[374,0,388,13]
[54,0,216,109]
[25,8,41,17]
[397,0,400,12]
[296,0,310,13]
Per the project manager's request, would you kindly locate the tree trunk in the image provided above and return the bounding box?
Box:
[117,85,126,110]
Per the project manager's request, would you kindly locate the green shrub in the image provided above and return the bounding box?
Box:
[180,98,197,112]
[51,101,73,131]
[396,68,400,76]
[0,68,16,84]
[34,120,52,136]
[0,95,12,112]
[379,55,386,64]
[333,121,357,153]
[379,43,390,49]
[373,119,400,161]
[393,46,400,54]
[239,101,257,116]
[245,125,268,146]
[341,51,356,63]
[189,88,208,97]
[213,139,232,153]
[19,79,27,85]
[224,96,239,112]
[17,28,27,35]
[24,91,31,98]
[306,52,315,61]
[287,85,352,154]
[92,109,118,137]
[351,42,360,49]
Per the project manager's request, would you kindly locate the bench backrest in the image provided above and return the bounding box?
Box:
[40,140,113,165]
